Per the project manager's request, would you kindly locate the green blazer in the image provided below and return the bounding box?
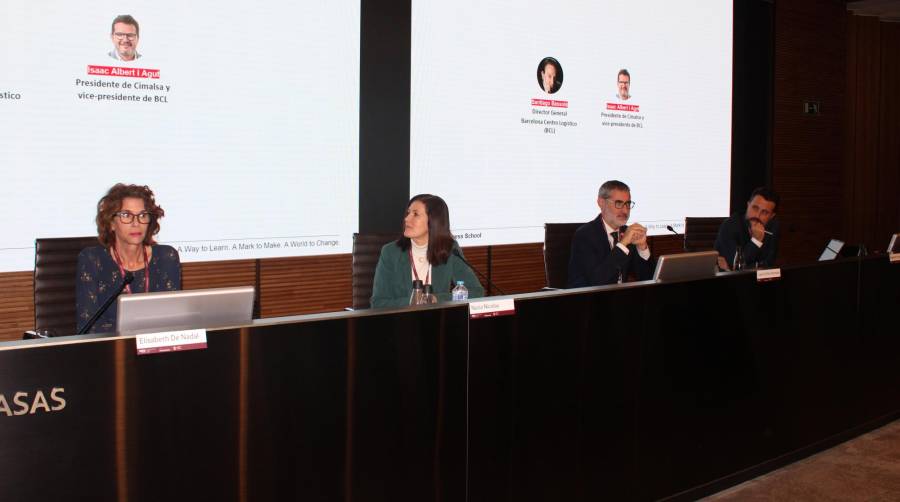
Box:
[370,241,485,308]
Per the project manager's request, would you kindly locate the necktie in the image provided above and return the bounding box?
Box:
[611,231,623,283]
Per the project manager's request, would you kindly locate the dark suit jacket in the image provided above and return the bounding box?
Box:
[567,215,653,288]
[714,213,779,268]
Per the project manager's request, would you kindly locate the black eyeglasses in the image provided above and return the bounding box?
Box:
[116,211,152,224]
[606,199,636,209]
[113,32,138,40]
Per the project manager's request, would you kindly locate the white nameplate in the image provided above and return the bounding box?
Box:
[469,298,516,319]
[135,329,208,355]
[890,253,900,264]
[756,268,782,282]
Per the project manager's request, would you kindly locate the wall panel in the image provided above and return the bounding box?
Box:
[772,0,847,265]
[0,272,34,341]
[845,16,900,251]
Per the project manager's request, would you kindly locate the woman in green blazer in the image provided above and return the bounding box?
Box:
[370,194,485,308]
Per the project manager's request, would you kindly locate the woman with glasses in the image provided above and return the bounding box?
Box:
[76,183,181,333]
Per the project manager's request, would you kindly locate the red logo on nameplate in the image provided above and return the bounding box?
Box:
[469,298,516,319]
[606,103,639,112]
[87,65,160,79]
[531,99,568,108]
[135,329,207,355]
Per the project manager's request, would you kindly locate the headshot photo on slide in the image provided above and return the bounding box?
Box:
[616,68,631,101]
[537,57,563,94]
[109,14,142,61]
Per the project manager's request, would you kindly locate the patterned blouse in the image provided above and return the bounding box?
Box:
[75,245,181,334]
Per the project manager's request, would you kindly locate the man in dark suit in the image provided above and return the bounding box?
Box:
[714,187,780,270]
[567,180,652,287]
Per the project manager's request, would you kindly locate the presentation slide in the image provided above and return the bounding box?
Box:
[411,0,732,246]
[0,0,359,272]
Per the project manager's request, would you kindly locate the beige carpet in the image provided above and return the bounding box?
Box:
[704,419,900,501]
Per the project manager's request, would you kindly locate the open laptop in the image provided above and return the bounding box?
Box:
[116,286,255,335]
[818,239,845,261]
[653,250,718,282]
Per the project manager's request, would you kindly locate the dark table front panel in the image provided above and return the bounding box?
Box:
[1,257,897,501]
[467,257,900,501]
[0,340,119,502]
[245,307,468,502]
[0,305,469,502]
[467,287,645,501]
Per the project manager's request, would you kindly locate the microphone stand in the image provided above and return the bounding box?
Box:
[452,249,507,296]
[666,225,683,251]
[77,272,134,335]
[855,244,867,315]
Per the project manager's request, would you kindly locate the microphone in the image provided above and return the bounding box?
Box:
[451,249,507,296]
[77,271,135,335]
[665,225,687,252]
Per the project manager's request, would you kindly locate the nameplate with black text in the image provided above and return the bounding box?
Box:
[756,268,782,282]
[135,329,208,355]
[469,299,516,319]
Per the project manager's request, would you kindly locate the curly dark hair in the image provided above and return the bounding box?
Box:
[95,183,164,247]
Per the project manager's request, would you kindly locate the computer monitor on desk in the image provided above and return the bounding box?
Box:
[116,286,255,335]
[652,250,718,282]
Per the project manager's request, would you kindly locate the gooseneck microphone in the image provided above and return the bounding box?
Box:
[666,225,686,251]
[451,249,507,296]
[77,271,135,335]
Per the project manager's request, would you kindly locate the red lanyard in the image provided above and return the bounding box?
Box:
[408,248,430,285]
[111,245,150,294]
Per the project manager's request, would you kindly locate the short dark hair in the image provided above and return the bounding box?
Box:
[396,194,456,265]
[111,15,140,36]
[749,186,780,211]
[95,183,164,247]
[537,57,562,93]
[618,69,630,80]
[598,180,631,199]
[540,57,559,74]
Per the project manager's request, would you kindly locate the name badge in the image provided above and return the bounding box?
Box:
[469,298,516,319]
[136,329,208,355]
[756,268,781,282]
